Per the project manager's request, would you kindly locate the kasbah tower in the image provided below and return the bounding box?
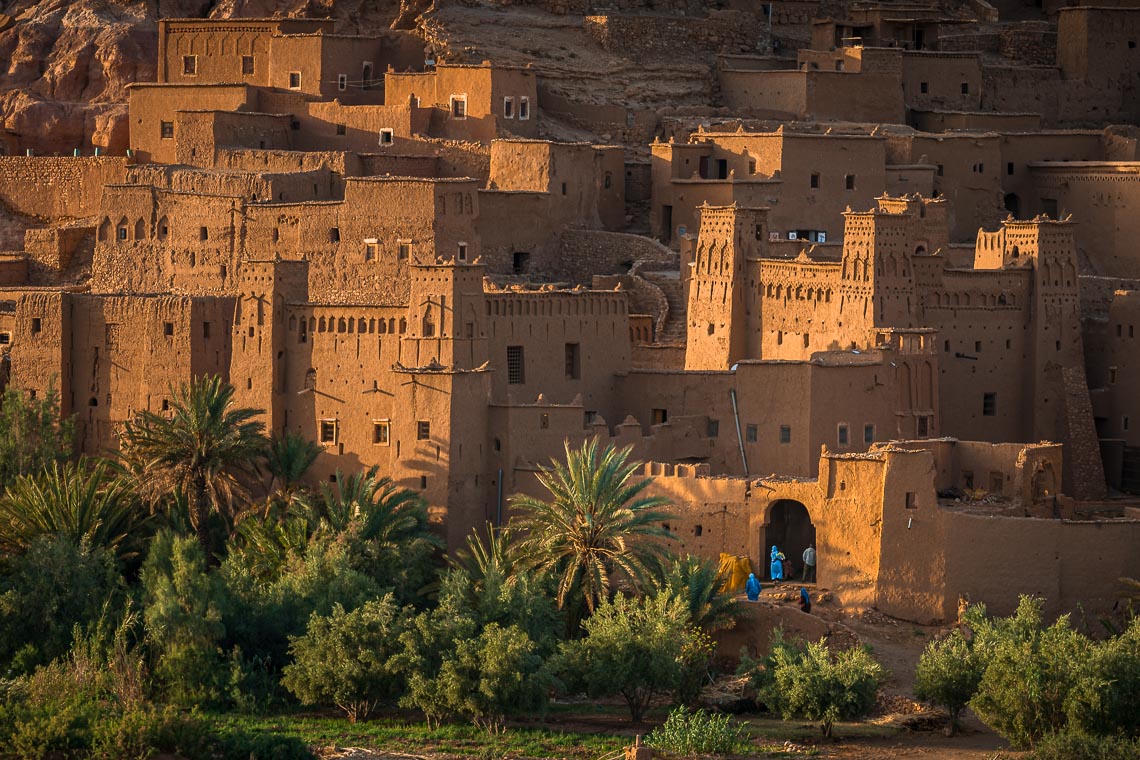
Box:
[0,0,1139,625]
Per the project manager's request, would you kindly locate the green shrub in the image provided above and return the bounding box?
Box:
[281,596,404,723]
[969,598,1091,748]
[1027,732,1140,760]
[0,536,125,675]
[646,707,748,756]
[142,531,228,707]
[557,594,698,722]
[759,633,885,738]
[1065,616,1140,738]
[418,622,552,732]
[914,628,985,734]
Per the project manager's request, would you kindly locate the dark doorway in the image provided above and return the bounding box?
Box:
[698,155,710,179]
[512,251,530,274]
[716,159,728,179]
[661,205,673,244]
[1004,193,1020,218]
[763,499,816,581]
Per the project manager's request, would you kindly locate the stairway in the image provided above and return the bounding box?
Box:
[643,271,687,345]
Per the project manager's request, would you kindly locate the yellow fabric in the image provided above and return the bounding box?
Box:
[718,553,753,593]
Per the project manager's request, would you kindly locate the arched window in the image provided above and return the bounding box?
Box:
[304,369,317,390]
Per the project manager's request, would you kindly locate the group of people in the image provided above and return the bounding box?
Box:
[743,542,816,613]
[767,543,816,583]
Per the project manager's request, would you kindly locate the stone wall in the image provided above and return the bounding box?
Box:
[584,12,765,59]
[0,157,128,219]
[558,229,676,285]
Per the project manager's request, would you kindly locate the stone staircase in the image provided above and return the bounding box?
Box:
[643,270,687,345]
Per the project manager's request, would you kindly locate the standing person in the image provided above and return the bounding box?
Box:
[770,545,785,581]
[745,572,761,601]
[802,543,817,584]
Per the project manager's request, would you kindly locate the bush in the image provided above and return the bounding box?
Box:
[425,622,552,732]
[969,598,1090,748]
[281,596,404,723]
[557,594,698,722]
[914,628,985,734]
[1065,616,1140,738]
[0,535,125,675]
[142,531,228,707]
[758,633,884,738]
[1027,732,1140,760]
[646,707,748,756]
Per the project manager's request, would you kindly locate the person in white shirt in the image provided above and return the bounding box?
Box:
[802,543,816,583]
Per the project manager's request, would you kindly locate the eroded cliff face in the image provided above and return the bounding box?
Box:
[0,0,409,154]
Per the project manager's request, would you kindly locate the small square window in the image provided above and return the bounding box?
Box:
[905,492,917,509]
[519,96,530,120]
[416,420,430,440]
[457,242,468,261]
[397,241,410,261]
[503,97,514,118]
[810,173,820,189]
[163,322,174,336]
[160,121,174,139]
[1130,40,1137,49]
[242,55,254,75]
[864,424,875,444]
[838,424,849,446]
[291,119,301,131]
[0,333,9,345]
[373,420,390,445]
[961,82,969,94]
[540,413,549,429]
[117,227,128,241]
[289,72,301,89]
[338,74,347,91]
[365,241,379,262]
[420,475,428,489]
[1007,162,1014,176]
[379,128,394,145]
[183,55,197,75]
[975,340,982,352]
[845,174,855,190]
[30,318,41,334]
[983,392,997,416]
[199,226,209,241]
[451,96,467,118]
[707,418,720,438]
[779,425,791,444]
[336,124,346,136]
[918,415,930,437]
[919,81,928,93]
[652,408,668,425]
[746,424,758,443]
[319,419,338,444]
[161,398,169,411]
[202,321,211,338]
[561,182,567,196]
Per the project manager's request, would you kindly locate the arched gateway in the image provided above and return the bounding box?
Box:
[762,499,816,581]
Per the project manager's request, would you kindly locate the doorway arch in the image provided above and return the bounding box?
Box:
[1004,193,1020,218]
[763,499,816,581]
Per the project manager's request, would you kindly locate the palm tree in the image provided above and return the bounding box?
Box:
[450,522,517,591]
[510,439,675,629]
[302,466,439,549]
[653,554,741,633]
[0,458,147,561]
[119,375,267,548]
[263,431,321,503]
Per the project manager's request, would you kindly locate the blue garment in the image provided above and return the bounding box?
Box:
[770,545,785,581]
[745,573,761,601]
[799,587,812,614]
